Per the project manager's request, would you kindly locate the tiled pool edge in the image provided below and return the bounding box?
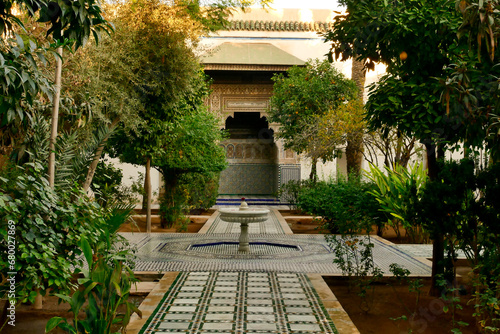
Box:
[370,235,434,274]
[197,210,220,234]
[272,208,294,235]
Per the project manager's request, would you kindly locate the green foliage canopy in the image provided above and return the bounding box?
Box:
[269,59,358,158]
[0,0,112,151]
[326,0,500,155]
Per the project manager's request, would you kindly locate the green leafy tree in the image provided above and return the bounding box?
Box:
[309,98,366,176]
[155,107,227,227]
[324,0,477,294]
[0,0,112,186]
[94,0,211,231]
[0,0,112,134]
[269,59,358,180]
[441,0,500,161]
[105,0,268,229]
[112,70,227,228]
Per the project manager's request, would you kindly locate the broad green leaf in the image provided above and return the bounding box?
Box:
[45,317,64,332]
[80,237,93,268]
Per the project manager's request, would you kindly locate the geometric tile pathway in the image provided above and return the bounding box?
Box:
[138,271,337,333]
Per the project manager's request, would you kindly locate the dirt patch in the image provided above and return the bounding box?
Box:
[119,214,208,233]
[278,209,307,216]
[0,294,145,334]
[188,209,216,215]
[323,276,478,334]
[284,217,328,234]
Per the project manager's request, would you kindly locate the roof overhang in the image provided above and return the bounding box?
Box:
[201,42,305,71]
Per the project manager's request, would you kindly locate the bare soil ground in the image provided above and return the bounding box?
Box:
[323,274,478,334]
[279,210,328,234]
[118,213,212,233]
[0,295,145,334]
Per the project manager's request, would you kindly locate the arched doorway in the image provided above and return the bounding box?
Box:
[219,112,279,195]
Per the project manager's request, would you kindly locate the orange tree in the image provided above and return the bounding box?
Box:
[325,0,499,294]
[311,98,366,175]
[269,59,358,180]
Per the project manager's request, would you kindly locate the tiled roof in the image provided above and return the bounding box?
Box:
[201,43,305,67]
[226,20,334,32]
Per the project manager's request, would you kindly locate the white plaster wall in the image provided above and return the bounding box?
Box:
[106,156,162,204]
[299,156,337,181]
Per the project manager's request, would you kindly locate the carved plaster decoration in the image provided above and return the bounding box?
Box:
[285,149,295,159]
[235,144,244,159]
[203,64,291,72]
[208,84,274,124]
[227,144,235,159]
[226,20,335,32]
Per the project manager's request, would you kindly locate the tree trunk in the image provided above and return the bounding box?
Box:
[142,171,148,211]
[48,47,63,189]
[346,137,363,177]
[430,232,445,296]
[41,46,63,310]
[161,169,179,228]
[82,118,120,193]
[425,143,445,296]
[33,289,43,310]
[145,157,152,234]
[309,157,318,182]
[426,143,439,180]
[351,55,366,100]
[347,54,366,176]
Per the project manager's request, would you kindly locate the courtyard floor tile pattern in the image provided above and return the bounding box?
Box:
[129,208,432,334]
[138,271,337,334]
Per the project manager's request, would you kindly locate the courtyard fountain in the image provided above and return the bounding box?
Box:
[218,198,269,253]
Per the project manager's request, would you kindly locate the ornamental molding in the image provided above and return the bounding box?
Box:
[203,64,293,71]
[226,20,334,32]
[207,84,274,115]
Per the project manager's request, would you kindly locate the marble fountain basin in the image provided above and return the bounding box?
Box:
[218,201,269,253]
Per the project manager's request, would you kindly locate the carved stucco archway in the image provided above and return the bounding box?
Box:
[208,84,301,195]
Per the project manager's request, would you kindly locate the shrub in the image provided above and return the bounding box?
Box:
[160,172,220,228]
[46,236,140,334]
[366,163,428,243]
[297,175,383,234]
[278,179,314,210]
[0,162,104,304]
[0,160,136,310]
[92,159,137,209]
[182,172,219,212]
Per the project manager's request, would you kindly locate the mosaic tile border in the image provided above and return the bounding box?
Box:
[120,233,432,275]
[138,272,338,334]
